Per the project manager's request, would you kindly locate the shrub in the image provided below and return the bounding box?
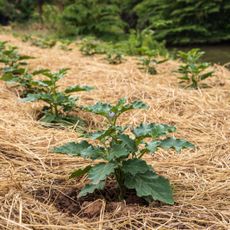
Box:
[54,98,194,204]
[115,29,168,57]
[134,0,230,44]
[59,0,126,37]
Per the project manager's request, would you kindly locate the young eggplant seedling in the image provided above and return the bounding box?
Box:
[0,44,35,96]
[22,68,94,125]
[177,49,214,89]
[54,98,194,204]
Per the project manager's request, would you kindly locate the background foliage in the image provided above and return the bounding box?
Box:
[0,0,229,44]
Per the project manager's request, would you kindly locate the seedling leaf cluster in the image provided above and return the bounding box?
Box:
[54,99,194,204]
[177,49,214,89]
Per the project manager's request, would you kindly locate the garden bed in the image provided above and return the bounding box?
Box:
[0,33,229,229]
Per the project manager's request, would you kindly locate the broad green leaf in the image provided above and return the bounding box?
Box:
[0,73,17,82]
[83,126,117,140]
[145,141,161,153]
[70,165,92,179]
[40,113,85,126]
[21,93,41,102]
[88,162,116,184]
[107,143,130,160]
[124,170,174,205]
[118,134,137,153]
[32,69,50,75]
[53,141,91,156]
[200,71,213,80]
[80,146,105,160]
[78,181,105,198]
[159,137,194,152]
[122,159,151,176]
[133,123,176,139]
[65,85,94,93]
[83,102,112,117]
[112,100,149,114]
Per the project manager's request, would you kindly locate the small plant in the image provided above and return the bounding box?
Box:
[22,68,94,124]
[31,37,56,49]
[177,49,214,88]
[54,98,194,204]
[0,45,32,68]
[138,56,167,75]
[106,51,124,65]
[0,44,35,96]
[80,37,107,56]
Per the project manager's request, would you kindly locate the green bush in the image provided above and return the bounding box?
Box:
[59,0,126,37]
[135,0,230,44]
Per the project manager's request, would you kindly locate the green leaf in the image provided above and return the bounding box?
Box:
[21,93,41,102]
[80,146,105,160]
[70,165,92,179]
[88,163,116,184]
[200,71,213,80]
[113,99,149,114]
[122,159,151,176]
[159,137,194,152]
[145,141,161,153]
[0,73,17,82]
[83,126,117,140]
[78,181,105,198]
[53,141,91,156]
[118,134,138,153]
[133,123,176,139]
[124,170,174,205]
[65,85,94,93]
[107,142,130,160]
[32,69,50,75]
[83,102,112,118]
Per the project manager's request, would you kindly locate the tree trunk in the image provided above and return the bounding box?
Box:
[37,0,44,23]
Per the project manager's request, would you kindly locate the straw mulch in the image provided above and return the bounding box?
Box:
[0,33,230,230]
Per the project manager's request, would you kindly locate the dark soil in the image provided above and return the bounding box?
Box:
[32,180,149,218]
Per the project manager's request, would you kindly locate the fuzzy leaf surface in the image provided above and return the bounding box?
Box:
[88,163,117,184]
[118,134,138,153]
[122,159,151,176]
[124,170,174,205]
[53,141,91,156]
[65,85,94,93]
[133,123,176,139]
[159,137,194,152]
[107,143,130,160]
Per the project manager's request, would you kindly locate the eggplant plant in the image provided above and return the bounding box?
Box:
[54,98,194,204]
[177,49,214,89]
[0,45,32,68]
[80,37,107,56]
[22,68,94,124]
[0,43,35,96]
[106,51,124,65]
[138,56,167,75]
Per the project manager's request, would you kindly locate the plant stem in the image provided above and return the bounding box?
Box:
[115,167,124,200]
